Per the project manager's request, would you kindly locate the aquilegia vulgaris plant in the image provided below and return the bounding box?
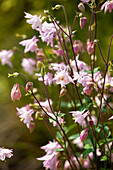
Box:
[1,0,113,169]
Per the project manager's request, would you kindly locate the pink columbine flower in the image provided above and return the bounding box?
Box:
[53,70,74,88]
[36,72,53,86]
[70,109,90,127]
[21,58,36,75]
[73,40,84,54]
[39,99,53,113]
[37,141,61,170]
[78,3,85,13]
[11,83,21,101]
[0,147,13,161]
[24,12,42,30]
[39,21,57,47]
[80,17,87,29]
[80,128,89,141]
[0,50,13,67]
[101,0,113,13]
[19,36,38,53]
[16,105,35,132]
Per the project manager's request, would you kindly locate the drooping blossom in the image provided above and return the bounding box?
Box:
[53,70,74,88]
[36,72,53,86]
[39,99,53,113]
[24,12,42,30]
[21,58,36,75]
[0,147,13,161]
[70,109,90,127]
[11,83,21,101]
[39,21,58,47]
[37,141,61,170]
[19,36,38,53]
[101,0,113,13]
[80,17,87,29]
[16,105,35,131]
[0,50,13,67]
[80,128,89,141]
[50,62,69,71]
[78,3,85,13]
[70,55,88,71]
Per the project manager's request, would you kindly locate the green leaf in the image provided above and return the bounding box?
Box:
[55,148,64,152]
[98,139,105,146]
[84,144,93,149]
[93,67,100,73]
[57,113,65,118]
[100,155,107,162]
[83,148,94,159]
[67,124,77,132]
[69,134,79,140]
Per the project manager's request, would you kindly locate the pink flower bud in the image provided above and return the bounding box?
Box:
[60,87,67,97]
[78,3,85,13]
[80,17,87,29]
[87,40,94,55]
[80,128,89,141]
[11,83,21,101]
[26,82,33,91]
[29,122,35,133]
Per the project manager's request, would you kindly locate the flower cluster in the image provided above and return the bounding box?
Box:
[0,0,113,169]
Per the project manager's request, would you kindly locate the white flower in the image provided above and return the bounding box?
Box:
[0,50,13,67]
[0,147,13,161]
[70,109,90,127]
[21,58,36,75]
[19,36,38,53]
[16,105,34,130]
[24,12,42,30]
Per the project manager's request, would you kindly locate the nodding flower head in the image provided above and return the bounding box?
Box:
[80,128,89,141]
[11,83,21,101]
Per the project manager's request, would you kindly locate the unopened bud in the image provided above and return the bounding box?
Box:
[11,83,21,101]
[56,160,62,169]
[26,82,33,91]
[78,3,85,13]
[44,10,49,14]
[29,122,35,133]
[80,17,87,29]
[60,88,67,97]
[80,128,89,141]
[89,119,94,128]
[52,5,61,10]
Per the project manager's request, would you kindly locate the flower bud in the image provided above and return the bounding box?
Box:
[88,119,94,128]
[26,82,33,91]
[56,160,62,169]
[87,40,94,55]
[80,17,87,29]
[80,128,89,141]
[78,3,85,13]
[60,87,67,97]
[29,122,35,133]
[11,83,21,101]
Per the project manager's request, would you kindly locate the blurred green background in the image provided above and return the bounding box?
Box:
[0,0,113,169]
